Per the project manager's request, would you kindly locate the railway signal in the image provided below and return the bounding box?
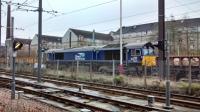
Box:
[13,40,23,51]
[154,41,164,51]
[11,40,23,100]
[143,42,155,49]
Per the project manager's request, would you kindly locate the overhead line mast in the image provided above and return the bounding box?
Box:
[37,0,42,82]
[119,0,123,74]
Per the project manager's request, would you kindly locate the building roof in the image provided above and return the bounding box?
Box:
[114,22,158,35]
[113,18,200,35]
[70,28,113,41]
[46,45,104,53]
[125,42,147,48]
[14,38,32,45]
[36,34,62,43]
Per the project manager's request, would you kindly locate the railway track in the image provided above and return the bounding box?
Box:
[0,72,200,109]
[0,76,168,112]
[0,81,111,112]
[0,70,200,109]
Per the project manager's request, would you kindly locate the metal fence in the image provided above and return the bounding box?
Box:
[0,58,199,90]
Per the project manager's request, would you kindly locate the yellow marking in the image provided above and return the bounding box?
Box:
[142,56,156,67]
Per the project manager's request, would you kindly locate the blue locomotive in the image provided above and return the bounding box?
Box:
[47,42,155,63]
[46,42,156,75]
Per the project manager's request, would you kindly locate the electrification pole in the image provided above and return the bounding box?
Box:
[158,0,165,80]
[119,0,123,74]
[0,0,1,46]
[11,17,15,100]
[197,25,199,55]
[37,0,42,82]
[159,0,173,109]
[6,3,11,69]
[92,29,95,46]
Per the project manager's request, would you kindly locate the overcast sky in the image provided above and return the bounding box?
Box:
[1,0,200,43]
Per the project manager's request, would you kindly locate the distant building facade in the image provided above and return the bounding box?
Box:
[111,22,158,43]
[31,34,62,50]
[111,18,200,55]
[62,28,113,48]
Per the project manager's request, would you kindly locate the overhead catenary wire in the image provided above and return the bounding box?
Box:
[2,0,59,15]
[3,0,199,37]
[44,0,200,23]
[24,0,119,28]
[11,0,29,12]
[44,0,118,21]
[24,0,200,30]
[1,25,24,31]
[43,7,200,34]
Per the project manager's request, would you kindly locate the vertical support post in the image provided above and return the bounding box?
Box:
[186,26,189,56]
[119,0,123,74]
[112,60,115,86]
[188,58,192,94]
[158,0,165,80]
[28,43,31,56]
[166,32,170,80]
[6,3,11,69]
[56,60,59,75]
[165,31,172,108]
[92,29,95,46]
[89,61,92,81]
[126,49,128,66]
[11,53,16,99]
[11,17,15,100]
[158,0,173,109]
[197,25,199,55]
[76,60,79,79]
[144,62,147,89]
[37,0,42,83]
[0,0,1,46]
[177,43,180,56]
[6,3,11,40]
[69,32,71,48]
[71,61,74,78]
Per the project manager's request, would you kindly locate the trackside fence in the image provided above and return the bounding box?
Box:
[0,59,200,95]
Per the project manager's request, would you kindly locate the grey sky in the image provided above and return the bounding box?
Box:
[1,0,200,43]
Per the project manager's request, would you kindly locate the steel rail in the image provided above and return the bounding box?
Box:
[1,70,198,102]
[0,80,113,112]
[0,77,169,112]
[0,70,200,109]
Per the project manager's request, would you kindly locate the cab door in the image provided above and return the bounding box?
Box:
[130,48,142,63]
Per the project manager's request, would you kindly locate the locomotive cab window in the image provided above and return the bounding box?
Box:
[131,49,141,56]
[143,48,154,56]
